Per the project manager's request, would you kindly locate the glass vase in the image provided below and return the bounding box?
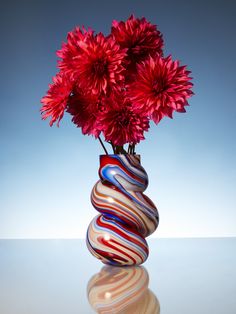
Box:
[86,154,159,266]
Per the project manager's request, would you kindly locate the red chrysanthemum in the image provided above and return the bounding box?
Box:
[111,14,163,73]
[127,55,193,124]
[58,30,127,95]
[100,94,150,145]
[66,89,105,137]
[57,26,94,77]
[41,18,194,148]
[40,72,74,126]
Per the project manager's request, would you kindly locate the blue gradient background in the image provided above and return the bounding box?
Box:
[1,0,235,238]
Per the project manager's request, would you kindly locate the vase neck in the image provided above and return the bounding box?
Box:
[100,154,141,164]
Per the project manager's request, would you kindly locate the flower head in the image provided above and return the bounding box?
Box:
[100,93,150,145]
[40,72,73,126]
[66,89,104,137]
[58,30,127,95]
[57,26,94,78]
[111,14,163,73]
[127,55,193,124]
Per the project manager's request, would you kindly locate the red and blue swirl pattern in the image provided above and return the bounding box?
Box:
[86,154,159,266]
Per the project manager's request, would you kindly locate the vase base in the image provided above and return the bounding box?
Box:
[86,214,149,266]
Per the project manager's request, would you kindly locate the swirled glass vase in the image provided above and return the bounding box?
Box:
[86,154,159,266]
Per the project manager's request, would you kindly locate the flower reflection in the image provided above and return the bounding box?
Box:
[87,266,160,314]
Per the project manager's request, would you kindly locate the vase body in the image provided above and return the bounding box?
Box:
[86,154,159,266]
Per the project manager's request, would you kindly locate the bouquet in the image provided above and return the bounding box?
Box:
[40,15,193,154]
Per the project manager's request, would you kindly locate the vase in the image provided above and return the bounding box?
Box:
[86,154,159,266]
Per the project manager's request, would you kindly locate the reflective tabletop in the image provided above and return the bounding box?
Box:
[0,238,235,313]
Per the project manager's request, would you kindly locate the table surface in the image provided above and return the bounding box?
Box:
[0,238,235,314]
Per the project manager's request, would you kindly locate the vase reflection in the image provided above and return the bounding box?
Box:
[87,265,160,314]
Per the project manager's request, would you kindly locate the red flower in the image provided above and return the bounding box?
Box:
[127,55,193,124]
[57,26,94,78]
[111,14,163,73]
[40,73,73,126]
[41,19,194,145]
[66,89,105,137]
[58,30,127,95]
[100,94,150,145]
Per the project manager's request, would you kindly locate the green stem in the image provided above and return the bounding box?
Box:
[98,136,108,155]
[130,143,135,155]
[108,141,115,154]
[128,144,131,154]
[114,145,127,154]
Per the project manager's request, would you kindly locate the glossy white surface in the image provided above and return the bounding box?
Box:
[0,238,235,313]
